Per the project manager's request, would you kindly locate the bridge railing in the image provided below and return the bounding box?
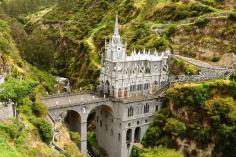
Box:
[41,91,94,100]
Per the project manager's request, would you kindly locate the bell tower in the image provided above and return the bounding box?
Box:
[105,15,126,62]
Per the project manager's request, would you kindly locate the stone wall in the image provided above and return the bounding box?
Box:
[0,104,14,120]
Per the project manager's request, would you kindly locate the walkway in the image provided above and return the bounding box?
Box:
[41,92,109,110]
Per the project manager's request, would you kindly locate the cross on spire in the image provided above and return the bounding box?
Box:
[114,15,119,36]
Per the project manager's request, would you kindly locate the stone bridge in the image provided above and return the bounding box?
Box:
[42,92,161,157]
[41,92,113,154]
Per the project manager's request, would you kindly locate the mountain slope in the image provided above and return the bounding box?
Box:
[20,0,236,89]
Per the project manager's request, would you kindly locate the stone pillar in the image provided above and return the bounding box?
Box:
[79,120,87,156]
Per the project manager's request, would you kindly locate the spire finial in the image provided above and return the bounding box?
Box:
[114,14,119,36]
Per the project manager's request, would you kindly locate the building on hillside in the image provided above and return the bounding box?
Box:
[99,15,170,98]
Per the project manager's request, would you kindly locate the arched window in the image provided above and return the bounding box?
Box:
[145,68,150,74]
[126,129,132,143]
[118,133,121,141]
[130,84,136,92]
[144,103,149,114]
[112,86,115,97]
[118,88,122,97]
[124,87,128,97]
[128,106,134,117]
[144,83,149,90]
[105,80,110,96]
[134,127,141,143]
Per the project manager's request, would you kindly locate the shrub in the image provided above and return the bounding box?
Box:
[69,131,80,144]
[31,117,53,144]
[165,25,178,37]
[194,18,209,28]
[229,13,236,22]
[174,10,188,21]
[0,123,18,139]
[192,126,211,143]
[153,37,169,52]
[19,104,32,116]
[164,118,186,136]
[212,56,220,62]
[32,101,48,117]
[229,73,236,82]
[18,97,33,116]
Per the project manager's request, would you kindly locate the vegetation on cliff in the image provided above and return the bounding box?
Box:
[0,5,81,156]
[142,75,236,156]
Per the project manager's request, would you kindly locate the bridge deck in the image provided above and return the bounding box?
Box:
[174,55,228,70]
[41,93,107,109]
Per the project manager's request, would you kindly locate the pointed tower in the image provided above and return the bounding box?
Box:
[104,15,126,62]
[113,15,120,37]
[112,15,121,46]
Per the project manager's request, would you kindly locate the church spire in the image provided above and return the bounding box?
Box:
[114,15,119,36]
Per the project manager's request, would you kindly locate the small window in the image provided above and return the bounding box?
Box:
[137,121,139,125]
[145,119,148,123]
[118,133,121,141]
[100,120,102,127]
[111,119,113,123]
[144,103,149,114]
[111,129,113,136]
[128,123,131,127]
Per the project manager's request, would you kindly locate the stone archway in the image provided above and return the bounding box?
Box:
[64,110,81,132]
[134,127,141,143]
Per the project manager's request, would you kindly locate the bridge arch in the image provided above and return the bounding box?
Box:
[64,110,81,132]
[134,127,141,143]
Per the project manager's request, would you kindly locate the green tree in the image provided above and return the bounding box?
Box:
[22,32,55,71]
[164,118,186,136]
[0,77,36,104]
[31,117,53,144]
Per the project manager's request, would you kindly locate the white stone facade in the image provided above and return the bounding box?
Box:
[100,16,170,98]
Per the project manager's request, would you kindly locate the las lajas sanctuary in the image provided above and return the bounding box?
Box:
[42,15,170,157]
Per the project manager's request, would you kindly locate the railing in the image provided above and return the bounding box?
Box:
[41,91,94,100]
[46,97,111,110]
[47,113,72,157]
